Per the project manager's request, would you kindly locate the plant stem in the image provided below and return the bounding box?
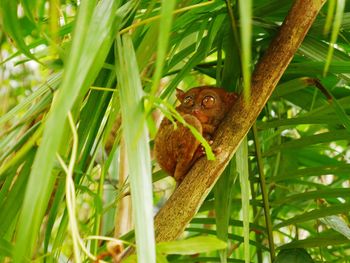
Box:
[154,0,326,244]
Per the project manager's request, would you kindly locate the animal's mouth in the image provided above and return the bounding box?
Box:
[192,110,209,124]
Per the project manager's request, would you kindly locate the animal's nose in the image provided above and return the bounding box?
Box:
[192,109,200,115]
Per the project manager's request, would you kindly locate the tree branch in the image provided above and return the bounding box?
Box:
[154,0,326,242]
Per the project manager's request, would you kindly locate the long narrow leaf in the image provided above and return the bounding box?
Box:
[115,34,156,263]
[13,0,121,261]
[149,0,176,97]
[323,0,345,75]
[0,0,37,61]
[236,137,250,263]
[239,0,252,100]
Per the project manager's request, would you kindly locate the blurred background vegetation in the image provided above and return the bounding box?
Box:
[1,0,350,262]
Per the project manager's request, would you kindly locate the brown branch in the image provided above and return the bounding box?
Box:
[154,0,326,242]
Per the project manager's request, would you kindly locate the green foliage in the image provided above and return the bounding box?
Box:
[116,34,155,263]
[236,138,251,263]
[1,0,350,262]
[157,236,227,255]
[274,248,314,263]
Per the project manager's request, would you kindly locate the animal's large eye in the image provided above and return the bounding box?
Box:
[183,96,194,107]
[202,95,215,108]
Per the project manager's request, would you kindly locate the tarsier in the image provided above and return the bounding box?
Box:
[154,86,238,183]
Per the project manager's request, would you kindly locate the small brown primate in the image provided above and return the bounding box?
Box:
[154,86,238,183]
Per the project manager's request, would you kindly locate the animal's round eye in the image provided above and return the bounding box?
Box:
[202,95,215,108]
[183,96,194,106]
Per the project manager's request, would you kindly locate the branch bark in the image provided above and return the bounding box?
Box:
[154,0,326,242]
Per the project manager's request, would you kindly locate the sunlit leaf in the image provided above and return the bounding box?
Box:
[157,236,227,255]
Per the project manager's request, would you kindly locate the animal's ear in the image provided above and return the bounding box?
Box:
[224,92,239,104]
[176,88,186,101]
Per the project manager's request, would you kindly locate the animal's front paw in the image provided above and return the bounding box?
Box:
[194,145,206,159]
[213,146,222,154]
